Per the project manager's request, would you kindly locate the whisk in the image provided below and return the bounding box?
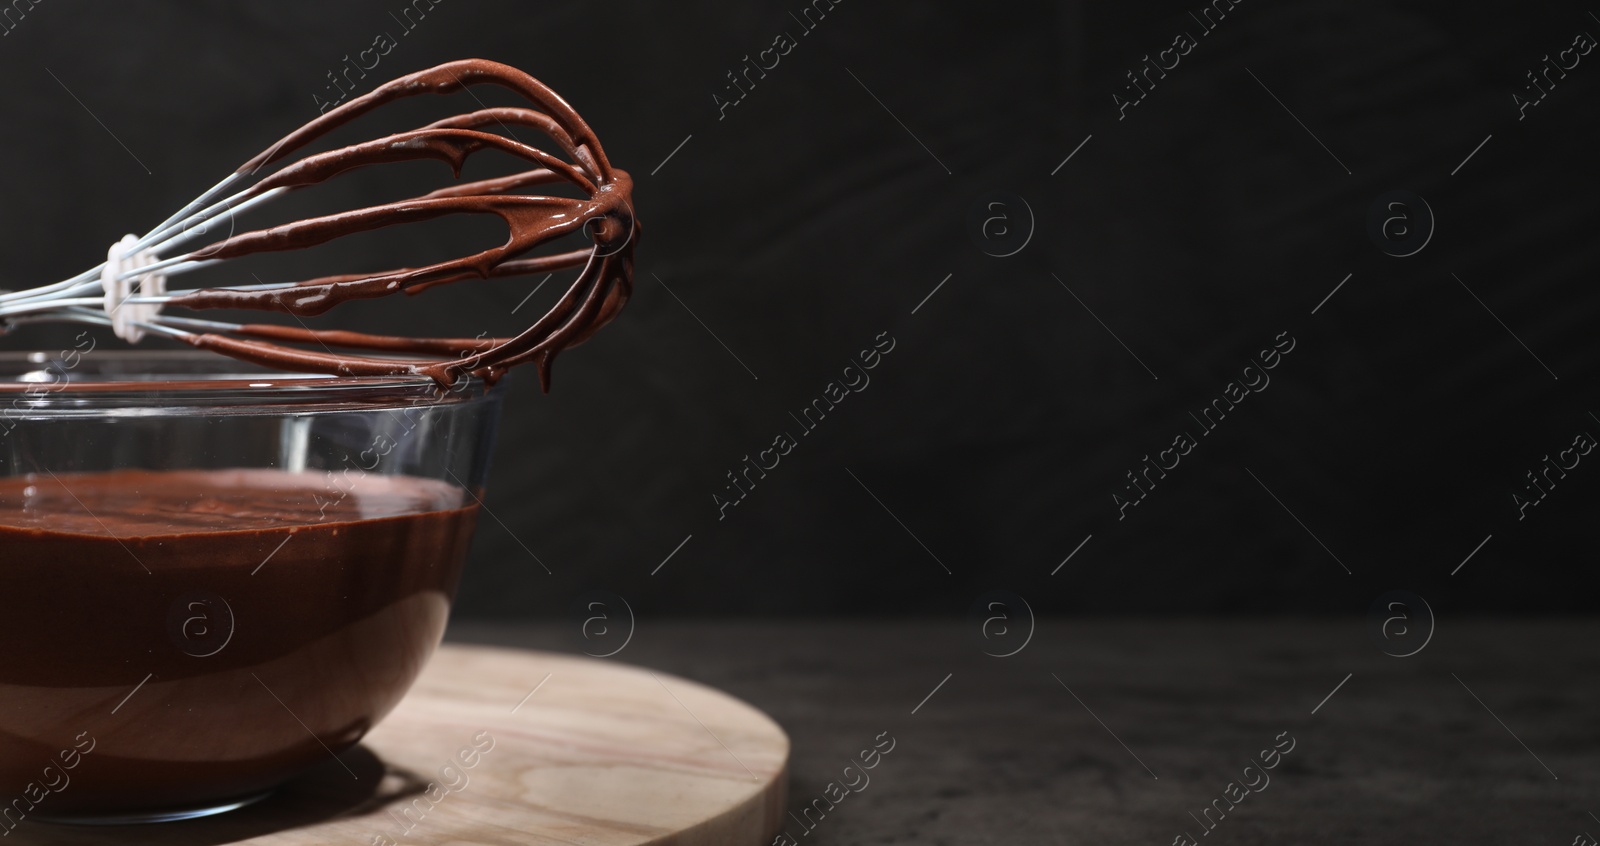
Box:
[0,59,636,389]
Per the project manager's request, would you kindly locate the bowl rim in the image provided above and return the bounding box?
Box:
[0,350,498,409]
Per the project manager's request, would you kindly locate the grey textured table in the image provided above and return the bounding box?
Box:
[448,619,1600,845]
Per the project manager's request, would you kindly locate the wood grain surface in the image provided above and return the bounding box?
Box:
[8,645,790,846]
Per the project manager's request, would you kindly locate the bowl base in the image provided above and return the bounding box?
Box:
[32,791,273,826]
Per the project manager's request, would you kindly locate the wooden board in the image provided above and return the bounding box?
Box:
[11,645,790,845]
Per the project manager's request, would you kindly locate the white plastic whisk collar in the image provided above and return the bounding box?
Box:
[101,234,166,343]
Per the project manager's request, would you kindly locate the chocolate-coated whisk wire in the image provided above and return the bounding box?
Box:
[0,59,636,390]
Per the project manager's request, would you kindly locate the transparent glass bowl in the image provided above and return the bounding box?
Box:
[0,351,505,825]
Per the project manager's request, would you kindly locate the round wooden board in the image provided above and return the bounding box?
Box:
[10,645,790,846]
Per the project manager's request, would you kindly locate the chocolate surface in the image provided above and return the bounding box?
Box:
[0,469,479,816]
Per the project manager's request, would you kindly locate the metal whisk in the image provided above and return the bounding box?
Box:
[0,59,636,389]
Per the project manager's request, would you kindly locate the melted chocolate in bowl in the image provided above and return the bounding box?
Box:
[0,53,636,824]
[0,467,480,818]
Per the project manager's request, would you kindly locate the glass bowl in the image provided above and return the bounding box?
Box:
[0,350,505,826]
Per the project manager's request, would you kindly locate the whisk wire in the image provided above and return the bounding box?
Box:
[0,60,636,389]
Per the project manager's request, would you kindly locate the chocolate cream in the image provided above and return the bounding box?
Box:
[0,468,479,816]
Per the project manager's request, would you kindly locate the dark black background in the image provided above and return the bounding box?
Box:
[1,0,1595,618]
